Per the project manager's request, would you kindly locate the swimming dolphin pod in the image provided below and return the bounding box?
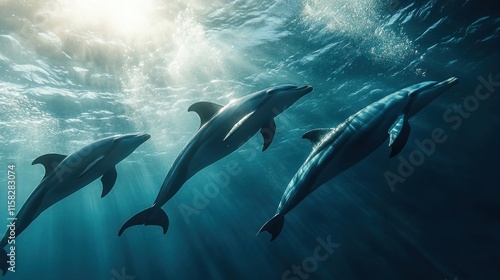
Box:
[257,77,458,241]
[118,84,313,236]
[1,79,459,275]
[0,134,150,276]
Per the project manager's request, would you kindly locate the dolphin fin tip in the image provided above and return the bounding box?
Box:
[119,207,169,236]
[389,147,399,158]
[302,128,331,146]
[260,118,276,152]
[1,249,8,276]
[388,115,411,158]
[100,167,117,198]
[31,153,68,179]
[188,101,224,129]
[257,214,284,241]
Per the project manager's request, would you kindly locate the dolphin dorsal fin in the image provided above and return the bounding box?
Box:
[188,102,224,129]
[302,128,332,146]
[32,153,68,179]
[388,114,411,157]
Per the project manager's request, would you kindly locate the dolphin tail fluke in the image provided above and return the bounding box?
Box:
[257,214,284,241]
[118,206,169,236]
[1,249,8,276]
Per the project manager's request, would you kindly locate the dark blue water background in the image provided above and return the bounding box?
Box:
[0,0,499,279]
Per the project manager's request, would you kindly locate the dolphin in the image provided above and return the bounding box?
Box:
[118,85,313,236]
[258,77,458,241]
[0,133,150,275]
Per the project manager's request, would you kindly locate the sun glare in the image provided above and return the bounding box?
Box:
[62,0,153,36]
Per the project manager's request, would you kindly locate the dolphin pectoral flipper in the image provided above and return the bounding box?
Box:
[257,214,284,241]
[32,153,67,179]
[188,102,224,129]
[118,206,169,236]
[1,249,7,275]
[388,114,411,158]
[100,167,117,198]
[78,155,105,178]
[260,119,276,151]
[224,111,256,141]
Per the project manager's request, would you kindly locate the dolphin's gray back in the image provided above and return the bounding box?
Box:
[277,91,408,215]
[153,94,260,205]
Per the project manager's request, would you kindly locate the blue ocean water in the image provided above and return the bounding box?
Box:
[0,0,499,279]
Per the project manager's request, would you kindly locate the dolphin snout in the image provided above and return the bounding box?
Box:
[298,85,313,91]
[295,85,313,96]
[426,77,458,95]
[137,134,151,141]
[438,77,458,86]
[436,77,458,88]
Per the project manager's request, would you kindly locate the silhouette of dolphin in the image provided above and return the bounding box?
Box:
[119,85,313,236]
[258,78,458,241]
[0,133,150,275]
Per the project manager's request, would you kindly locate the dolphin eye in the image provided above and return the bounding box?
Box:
[112,138,122,145]
[266,89,276,95]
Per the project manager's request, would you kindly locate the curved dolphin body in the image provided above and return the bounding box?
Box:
[0,133,150,275]
[119,85,313,236]
[258,77,458,241]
